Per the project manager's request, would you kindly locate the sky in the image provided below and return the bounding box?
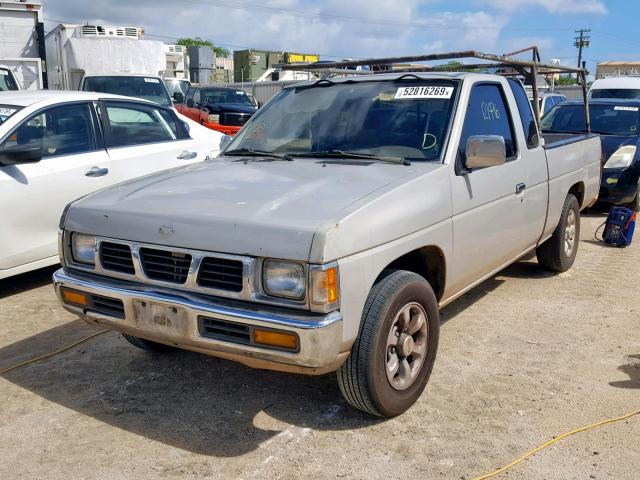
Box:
[44,0,638,75]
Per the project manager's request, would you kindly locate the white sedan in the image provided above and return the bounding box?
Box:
[0,90,223,280]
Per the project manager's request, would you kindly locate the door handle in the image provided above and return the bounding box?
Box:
[516,183,526,194]
[177,150,198,160]
[85,166,109,177]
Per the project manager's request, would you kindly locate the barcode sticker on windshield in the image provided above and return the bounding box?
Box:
[0,71,7,75]
[144,77,160,83]
[614,106,639,112]
[0,107,16,116]
[395,86,453,100]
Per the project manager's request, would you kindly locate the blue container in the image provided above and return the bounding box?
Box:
[603,207,637,247]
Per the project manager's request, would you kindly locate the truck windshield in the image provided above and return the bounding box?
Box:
[202,88,253,105]
[541,104,639,136]
[82,76,172,107]
[165,79,190,97]
[0,69,18,91]
[591,89,640,100]
[229,80,458,162]
[0,104,22,125]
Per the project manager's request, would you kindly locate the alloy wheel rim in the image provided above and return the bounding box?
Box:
[565,209,577,257]
[385,302,429,391]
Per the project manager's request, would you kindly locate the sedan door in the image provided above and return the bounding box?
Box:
[100,100,207,182]
[0,101,113,273]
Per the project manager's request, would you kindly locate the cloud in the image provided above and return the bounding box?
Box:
[479,0,607,14]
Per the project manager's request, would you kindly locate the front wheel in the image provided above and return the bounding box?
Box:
[536,193,580,272]
[337,270,440,417]
[625,180,640,212]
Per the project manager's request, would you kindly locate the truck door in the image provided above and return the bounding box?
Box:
[447,82,531,294]
[0,102,112,271]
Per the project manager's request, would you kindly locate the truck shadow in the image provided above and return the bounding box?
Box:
[609,355,640,389]
[0,260,529,457]
[0,320,380,457]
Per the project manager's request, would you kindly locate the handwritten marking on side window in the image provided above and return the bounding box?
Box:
[481,101,501,121]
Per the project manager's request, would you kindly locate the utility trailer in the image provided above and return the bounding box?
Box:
[0,0,46,90]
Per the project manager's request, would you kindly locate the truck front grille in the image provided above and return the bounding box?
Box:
[139,248,192,284]
[197,257,244,292]
[222,112,252,127]
[100,242,135,275]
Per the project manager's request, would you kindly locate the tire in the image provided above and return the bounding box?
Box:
[337,270,440,418]
[122,334,175,353]
[536,193,580,272]
[624,181,640,212]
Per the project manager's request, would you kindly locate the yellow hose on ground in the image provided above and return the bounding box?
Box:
[472,407,640,479]
[0,329,110,375]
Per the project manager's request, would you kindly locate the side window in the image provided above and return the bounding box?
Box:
[508,78,539,148]
[193,89,201,105]
[0,103,95,158]
[104,102,178,148]
[459,84,517,160]
[185,88,194,102]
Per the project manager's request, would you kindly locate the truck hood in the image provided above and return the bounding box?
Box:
[65,157,417,261]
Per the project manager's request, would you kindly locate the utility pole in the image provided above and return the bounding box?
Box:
[574,28,591,69]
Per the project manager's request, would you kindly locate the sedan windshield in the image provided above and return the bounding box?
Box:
[541,103,640,136]
[0,69,18,91]
[82,76,172,107]
[202,88,253,105]
[228,80,458,161]
[0,104,22,125]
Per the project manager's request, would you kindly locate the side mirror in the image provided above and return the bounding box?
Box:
[464,135,506,171]
[186,98,194,108]
[220,135,232,152]
[0,144,42,166]
[174,92,184,104]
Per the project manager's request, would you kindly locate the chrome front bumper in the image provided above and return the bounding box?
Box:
[53,269,346,374]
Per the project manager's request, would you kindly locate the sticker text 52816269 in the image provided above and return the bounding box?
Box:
[395,86,454,100]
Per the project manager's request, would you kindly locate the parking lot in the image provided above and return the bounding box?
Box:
[1,209,638,480]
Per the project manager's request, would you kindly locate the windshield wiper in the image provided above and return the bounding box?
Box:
[224,148,293,161]
[295,150,411,166]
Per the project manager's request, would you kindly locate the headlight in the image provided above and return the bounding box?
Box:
[71,233,96,265]
[263,259,305,300]
[604,145,636,169]
[208,114,220,123]
[309,263,340,312]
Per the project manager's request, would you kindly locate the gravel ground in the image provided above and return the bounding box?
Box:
[0,208,638,480]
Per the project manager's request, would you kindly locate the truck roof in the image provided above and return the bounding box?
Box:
[0,90,157,107]
[283,71,473,90]
[591,77,640,89]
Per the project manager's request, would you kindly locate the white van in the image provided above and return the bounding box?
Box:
[590,76,640,99]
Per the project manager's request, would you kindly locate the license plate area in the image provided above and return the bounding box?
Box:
[132,300,189,336]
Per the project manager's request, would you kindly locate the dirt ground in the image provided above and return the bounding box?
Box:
[1,208,639,480]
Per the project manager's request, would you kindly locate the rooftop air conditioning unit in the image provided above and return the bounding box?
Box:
[77,25,144,39]
[166,45,186,55]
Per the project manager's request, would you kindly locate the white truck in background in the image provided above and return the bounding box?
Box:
[45,24,167,91]
[0,0,46,90]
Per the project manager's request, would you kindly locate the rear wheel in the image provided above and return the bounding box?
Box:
[337,270,440,417]
[536,193,580,272]
[122,334,175,353]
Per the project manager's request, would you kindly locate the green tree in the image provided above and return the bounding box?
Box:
[176,37,230,58]
[556,74,577,85]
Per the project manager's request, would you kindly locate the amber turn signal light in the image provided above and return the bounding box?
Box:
[61,288,89,307]
[253,329,298,351]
